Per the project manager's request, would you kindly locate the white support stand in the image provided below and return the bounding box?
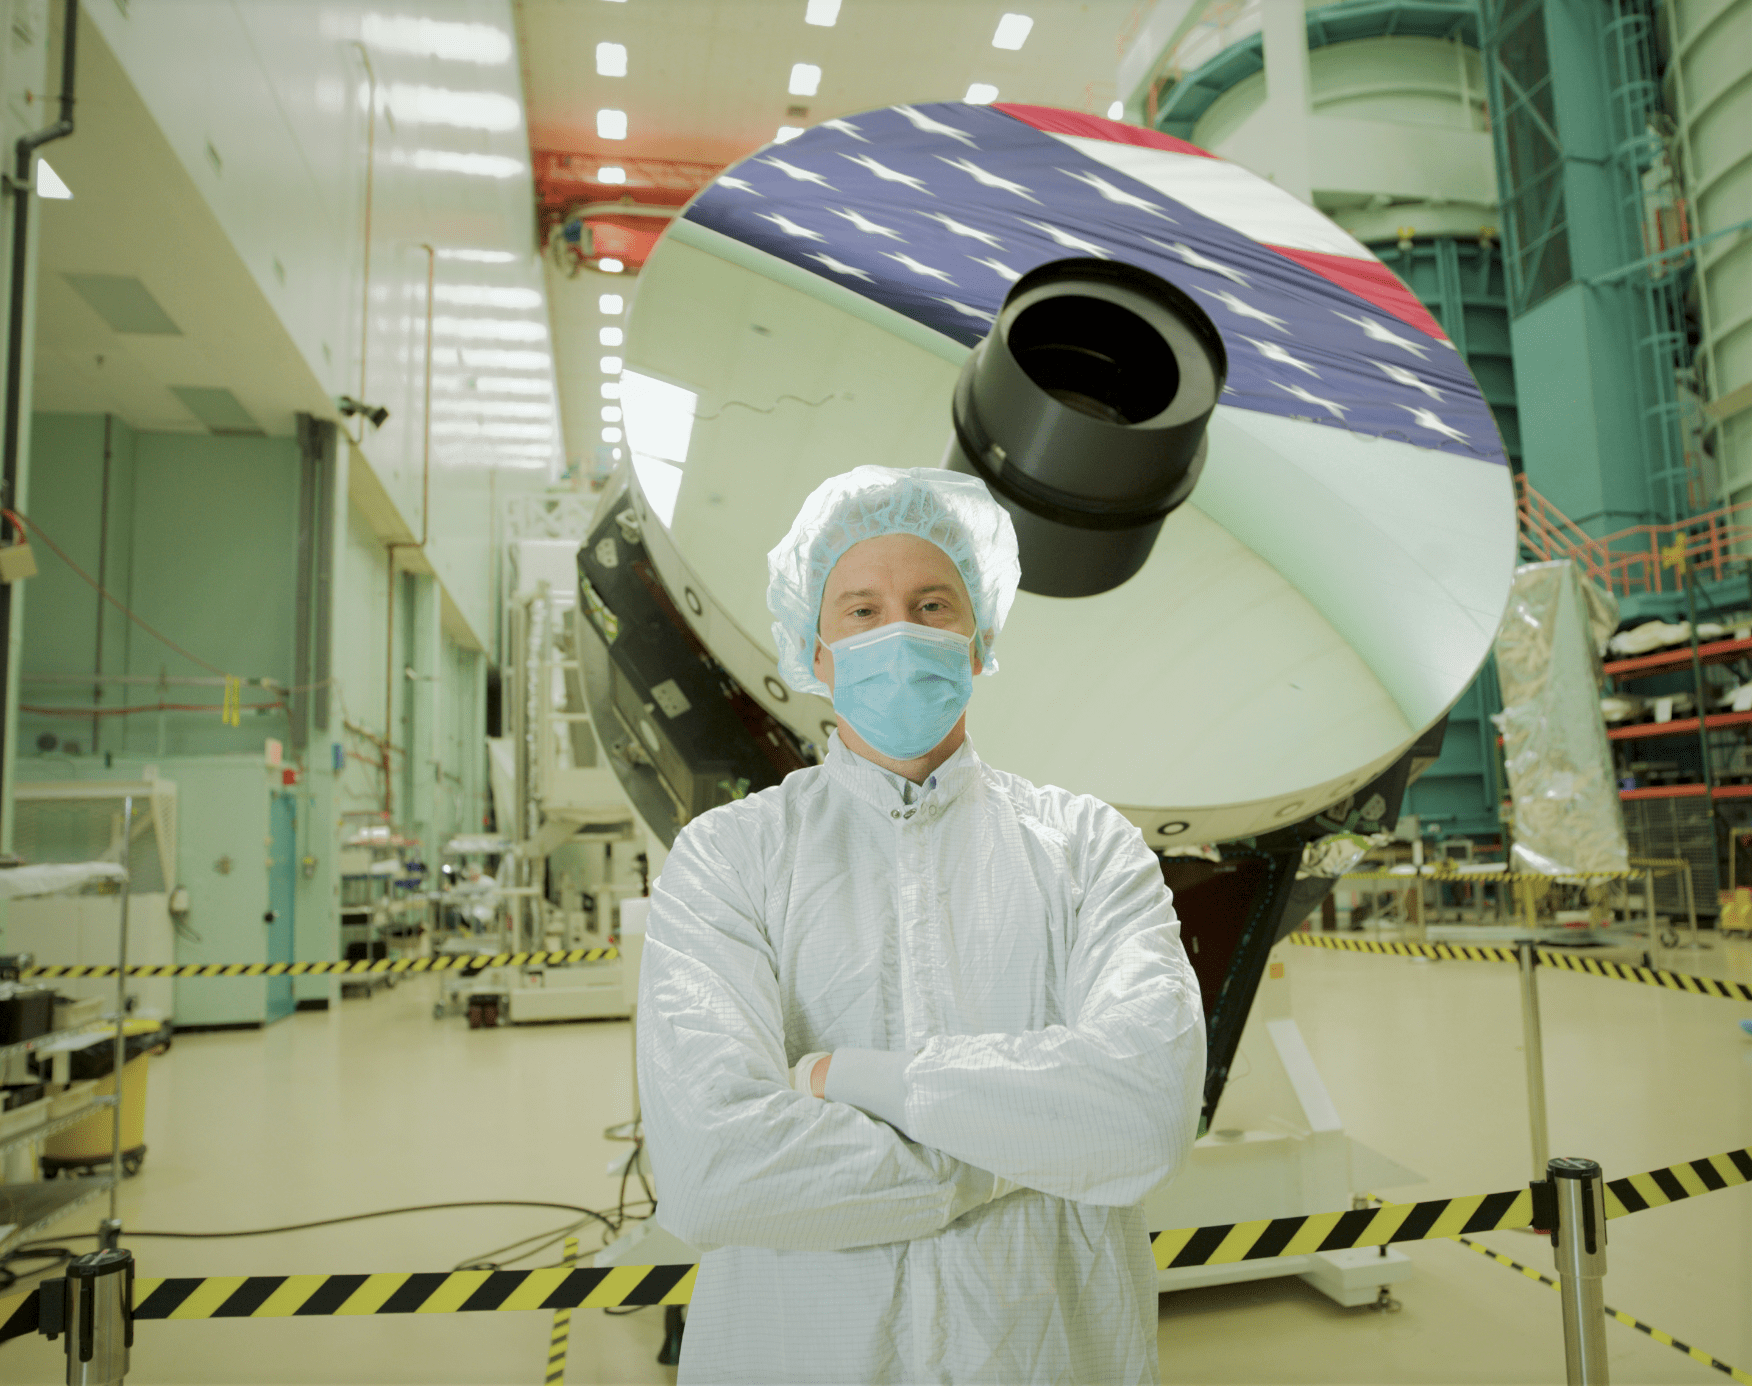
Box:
[1141,939,1421,1306]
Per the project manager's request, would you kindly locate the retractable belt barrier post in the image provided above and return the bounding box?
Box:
[1538,1158,1612,1386]
[1518,941,1551,1179]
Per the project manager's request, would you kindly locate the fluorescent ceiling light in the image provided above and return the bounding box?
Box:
[602,426,624,442]
[431,421,555,439]
[388,84,521,132]
[1107,100,1124,120]
[457,349,550,368]
[442,375,550,394]
[601,383,622,398]
[597,108,628,140]
[602,406,623,422]
[598,258,625,273]
[805,0,841,23]
[964,83,998,104]
[775,126,804,143]
[612,447,624,459]
[789,63,821,96]
[599,326,624,346]
[35,160,71,199]
[601,355,624,373]
[598,165,627,184]
[599,293,624,313]
[437,248,517,263]
[596,42,627,76]
[408,149,525,179]
[359,16,512,64]
[434,316,548,341]
[431,399,555,418]
[991,12,1033,48]
[434,284,543,309]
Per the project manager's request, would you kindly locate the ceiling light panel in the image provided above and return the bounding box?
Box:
[992,13,1034,48]
[1108,100,1124,119]
[965,83,998,104]
[601,355,624,373]
[598,165,626,183]
[597,108,628,139]
[358,15,512,64]
[788,63,821,96]
[600,326,624,345]
[407,149,525,178]
[598,258,625,273]
[804,0,841,24]
[599,294,624,313]
[436,248,518,263]
[387,84,521,132]
[434,316,549,341]
[456,349,551,369]
[434,284,544,309]
[596,42,627,76]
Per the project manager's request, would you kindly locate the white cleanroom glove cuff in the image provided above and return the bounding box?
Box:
[791,1052,832,1096]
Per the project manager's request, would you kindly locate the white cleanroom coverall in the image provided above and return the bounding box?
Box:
[637,734,1206,1385]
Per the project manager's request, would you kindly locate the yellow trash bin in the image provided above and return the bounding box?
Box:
[42,1018,161,1178]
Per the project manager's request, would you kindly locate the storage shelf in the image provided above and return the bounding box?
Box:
[1607,709,1752,741]
[0,1021,111,1066]
[0,1096,118,1158]
[1619,783,1752,800]
[0,1176,115,1257]
[1604,635,1752,679]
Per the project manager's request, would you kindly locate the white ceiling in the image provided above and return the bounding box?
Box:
[514,0,1142,169]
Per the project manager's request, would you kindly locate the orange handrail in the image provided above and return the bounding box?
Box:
[1514,474,1752,597]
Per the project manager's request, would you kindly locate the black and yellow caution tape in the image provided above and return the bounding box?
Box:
[1357,1192,1752,1386]
[1456,1236,1752,1384]
[1339,868,1644,882]
[1286,931,1752,1002]
[547,1237,578,1385]
[1,1148,1741,1344]
[1149,1146,1750,1271]
[18,948,619,980]
[1287,934,1521,962]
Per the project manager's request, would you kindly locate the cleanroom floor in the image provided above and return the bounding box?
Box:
[3,931,1748,1386]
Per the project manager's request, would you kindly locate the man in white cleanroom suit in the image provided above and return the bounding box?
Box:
[637,466,1206,1385]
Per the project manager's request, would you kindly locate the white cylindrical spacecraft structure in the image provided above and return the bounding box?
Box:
[585,101,1517,850]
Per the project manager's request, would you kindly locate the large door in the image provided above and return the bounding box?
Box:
[266,791,297,1022]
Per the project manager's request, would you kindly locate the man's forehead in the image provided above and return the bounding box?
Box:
[825,533,967,596]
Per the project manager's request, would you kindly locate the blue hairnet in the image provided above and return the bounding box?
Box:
[767,466,1021,697]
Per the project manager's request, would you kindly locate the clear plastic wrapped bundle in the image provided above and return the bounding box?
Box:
[1492,561,1627,876]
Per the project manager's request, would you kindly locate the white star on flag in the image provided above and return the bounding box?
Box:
[1243,336,1318,376]
[807,253,873,281]
[827,207,906,240]
[969,255,1020,282]
[937,156,1041,203]
[1147,237,1246,284]
[757,212,825,240]
[717,175,761,196]
[1334,310,1429,359]
[1020,219,1110,259]
[1059,169,1176,222]
[1195,288,1288,333]
[840,152,932,193]
[819,118,868,142]
[892,104,979,147]
[885,251,956,284]
[761,155,836,189]
[916,210,1005,248]
[1372,360,1443,400]
[939,298,995,322]
[1401,405,1467,442]
[1272,380,1349,418]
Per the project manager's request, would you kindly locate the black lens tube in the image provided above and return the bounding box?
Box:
[945,258,1227,598]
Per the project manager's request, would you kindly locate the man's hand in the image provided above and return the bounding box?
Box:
[810,1054,831,1098]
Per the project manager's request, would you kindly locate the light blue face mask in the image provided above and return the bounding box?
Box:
[822,621,975,761]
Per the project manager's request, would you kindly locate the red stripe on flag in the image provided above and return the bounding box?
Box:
[992,104,1218,160]
[1266,245,1448,340]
